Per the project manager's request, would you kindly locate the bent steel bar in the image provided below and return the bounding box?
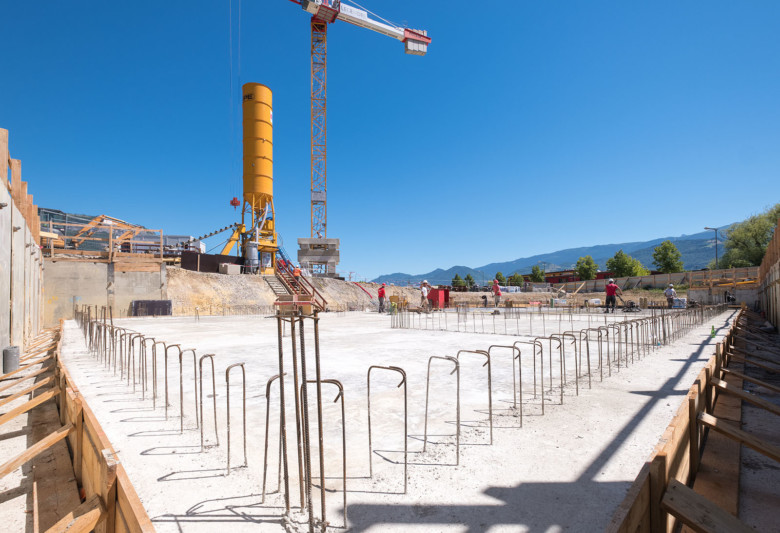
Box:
[300,379,347,528]
[151,341,167,409]
[488,344,522,424]
[179,348,199,432]
[512,340,544,408]
[225,362,247,474]
[140,337,156,397]
[164,344,182,419]
[198,353,218,449]
[366,365,407,493]
[423,355,460,465]
[456,350,493,444]
[534,336,563,404]
[127,333,143,384]
[553,332,579,395]
[262,373,286,504]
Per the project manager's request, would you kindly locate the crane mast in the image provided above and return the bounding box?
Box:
[293,0,431,276]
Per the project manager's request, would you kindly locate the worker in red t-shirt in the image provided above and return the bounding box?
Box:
[604,278,623,313]
[378,283,387,313]
[492,279,502,307]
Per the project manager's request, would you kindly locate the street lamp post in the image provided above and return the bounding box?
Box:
[704,227,718,269]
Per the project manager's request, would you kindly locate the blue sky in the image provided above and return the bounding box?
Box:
[2,1,779,280]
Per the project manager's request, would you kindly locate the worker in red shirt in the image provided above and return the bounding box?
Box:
[292,265,302,290]
[378,283,387,313]
[604,278,622,313]
[492,279,502,307]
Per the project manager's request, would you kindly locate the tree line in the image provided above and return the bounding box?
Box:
[450,203,779,286]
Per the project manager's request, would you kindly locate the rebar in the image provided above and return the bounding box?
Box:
[423,355,460,465]
[366,365,407,493]
[179,349,199,432]
[198,353,218,449]
[225,362,247,474]
[488,345,522,425]
[456,350,492,444]
[262,373,286,504]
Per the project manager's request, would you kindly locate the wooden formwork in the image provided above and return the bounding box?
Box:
[607,310,778,532]
[51,321,155,533]
[0,323,154,532]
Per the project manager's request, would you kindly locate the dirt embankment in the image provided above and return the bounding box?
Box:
[166,267,422,314]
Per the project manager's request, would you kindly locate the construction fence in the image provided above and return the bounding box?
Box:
[1,127,44,351]
[552,267,758,294]
[758,219,780,328]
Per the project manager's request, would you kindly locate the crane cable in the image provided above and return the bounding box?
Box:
[345,0,403,30]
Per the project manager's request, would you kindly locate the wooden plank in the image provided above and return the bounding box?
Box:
[44,494,106,533]
[0,365,53,394]
[720,367,780,394]
[96,449,119,533]
[116,466,155,533]
[725,352,779,374]
[113,262,160,273]
[0,375,54,408]
[0,357,53,381]
[0,423,73,478]
[661,479,753,533]
[605,461,651,533]
[699,412,780,463]
[0,387,59,426]
[710,377,780,416]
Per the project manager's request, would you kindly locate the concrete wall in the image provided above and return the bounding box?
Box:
[43,261,167,325]
[2,128,44,351]
[688,287,759,307]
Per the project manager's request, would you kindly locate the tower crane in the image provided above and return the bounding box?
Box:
[288,0,431,275]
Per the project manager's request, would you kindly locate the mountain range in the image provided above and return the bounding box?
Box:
[373,228,726,286]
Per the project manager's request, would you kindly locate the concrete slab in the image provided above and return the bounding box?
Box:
[58,309,736,532]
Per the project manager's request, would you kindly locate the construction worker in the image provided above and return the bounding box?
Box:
[492,279,502,307]
[378,283,387,313]
[292,264,302,289]
[420,280,430,309]
[604,278,622,313]
[664,284,677,309]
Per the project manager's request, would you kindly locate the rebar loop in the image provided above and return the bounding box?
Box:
[262,373,286,504]
[300,379,347,529]
[140,337,156,397]
[127,333,143,383]
[198,353,218,449]
[551,332,578,395]
[488,345,521,413]
[179,349,199,432]
[513,340,544,412]
[423,355,460,465]
[164,344,182,419]
[225,362,247,474]
[456,350,493,444]
[534,336,564,404]
[151,341,167,409]
[366,365,407,493]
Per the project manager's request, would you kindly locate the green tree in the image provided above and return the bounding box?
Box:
[652,240,684,273]
[718,203,780,268]
[464,274,475,288]
[606,250,650,277]
[451,273,465,287]
[509,272,524,286]
[495,272,506,284]
[575,255,598,280]
[529,265,545,282]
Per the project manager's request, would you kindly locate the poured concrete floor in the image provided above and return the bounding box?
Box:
[59,310,736,532]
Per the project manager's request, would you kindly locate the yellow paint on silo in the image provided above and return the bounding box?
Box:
[242,83,273,207]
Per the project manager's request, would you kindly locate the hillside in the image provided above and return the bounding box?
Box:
[373,228,724,285]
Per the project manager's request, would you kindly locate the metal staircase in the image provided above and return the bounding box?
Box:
[264,275,291,297]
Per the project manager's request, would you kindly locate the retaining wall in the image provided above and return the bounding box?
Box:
[758,220,780,327]
[43,261,167,326]
[1,127,43,351]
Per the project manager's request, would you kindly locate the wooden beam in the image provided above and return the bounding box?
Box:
[0,365,53,395]
[710,377,780,417]
[0,387,59,427]
[725,352,779,374]
[0,376,54,408]
[661,479,752,533]
[698,412,780,463]
[44,494,106,533]
[0,423,73,478]
[720,367,780,394]
[0,358,53,381]
[95,449,119,533]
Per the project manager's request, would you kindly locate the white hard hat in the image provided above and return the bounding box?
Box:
[423,280,428,284]
[669,284,674,287]
[608,278,614,283]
